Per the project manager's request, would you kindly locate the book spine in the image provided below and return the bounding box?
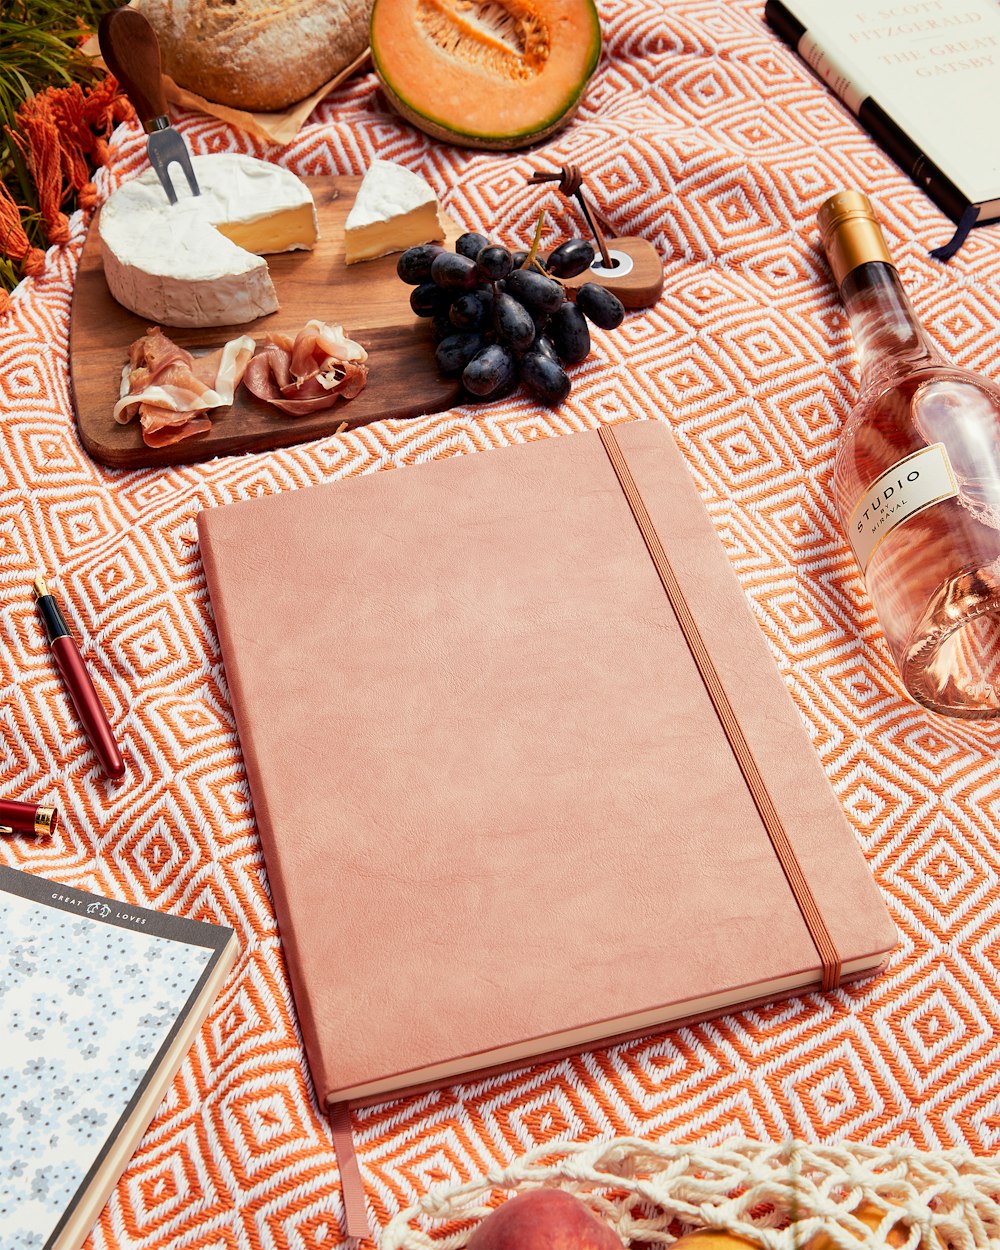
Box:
[763,0,971,226]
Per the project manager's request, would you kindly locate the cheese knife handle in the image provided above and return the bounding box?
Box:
[99,7,170,131]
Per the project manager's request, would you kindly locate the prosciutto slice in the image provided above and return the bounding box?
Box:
[115,327,255,447]
[243,319,369,416]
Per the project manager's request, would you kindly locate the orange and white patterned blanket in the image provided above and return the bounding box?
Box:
[4,0,1000,1244]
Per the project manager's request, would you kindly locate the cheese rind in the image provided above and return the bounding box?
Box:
[98,154,318,328]
[343,159,444,264]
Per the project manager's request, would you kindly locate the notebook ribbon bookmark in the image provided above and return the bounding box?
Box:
[598,424,843,992]
[329,1102,371,1240]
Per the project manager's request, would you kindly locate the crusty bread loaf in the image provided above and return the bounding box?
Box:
[134,0,372,112]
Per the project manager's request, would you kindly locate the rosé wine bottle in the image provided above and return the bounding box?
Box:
[819,191,1000,720]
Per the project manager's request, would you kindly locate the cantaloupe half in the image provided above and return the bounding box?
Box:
[370,0,602,149]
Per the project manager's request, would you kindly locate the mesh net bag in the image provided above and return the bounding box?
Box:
[382,1137,1000,1249]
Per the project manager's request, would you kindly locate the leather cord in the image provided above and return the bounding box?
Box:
[598,424,843,993]
[527,165,616,268]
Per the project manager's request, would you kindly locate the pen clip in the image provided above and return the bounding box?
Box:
[0,825,13,835]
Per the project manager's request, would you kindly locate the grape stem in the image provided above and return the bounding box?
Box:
[521,207,571,293]
[524,208,548,273]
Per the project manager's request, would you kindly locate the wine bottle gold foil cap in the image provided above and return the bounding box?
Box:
[817,190,893,285]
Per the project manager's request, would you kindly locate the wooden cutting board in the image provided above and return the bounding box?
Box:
[69,176,463,469]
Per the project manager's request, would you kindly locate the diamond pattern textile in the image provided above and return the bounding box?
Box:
[3,1,1000,1244]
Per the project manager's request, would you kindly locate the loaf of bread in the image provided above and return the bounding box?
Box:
[134,0,372,112]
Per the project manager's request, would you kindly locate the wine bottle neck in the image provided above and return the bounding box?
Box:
[839,261,945,393]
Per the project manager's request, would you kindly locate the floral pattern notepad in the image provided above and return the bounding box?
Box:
[0,867,237,1250]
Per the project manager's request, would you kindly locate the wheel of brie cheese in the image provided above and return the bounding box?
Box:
[98,154,318,329]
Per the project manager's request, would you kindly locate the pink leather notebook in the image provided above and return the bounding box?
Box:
[197,419,895,1120]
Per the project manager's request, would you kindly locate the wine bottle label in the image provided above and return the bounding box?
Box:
[847,443,958,573]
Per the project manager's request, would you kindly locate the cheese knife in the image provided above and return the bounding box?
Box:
[98,7,200,205]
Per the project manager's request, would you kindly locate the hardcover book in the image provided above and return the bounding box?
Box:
[764,0,1000,257]
[0,866,237,1250]
[197,421,897,1234]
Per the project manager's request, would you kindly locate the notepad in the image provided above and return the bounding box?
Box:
[197,419,895,1103]
[0,866,237,1250]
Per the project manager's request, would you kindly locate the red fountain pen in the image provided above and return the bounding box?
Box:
[33,576,126,782]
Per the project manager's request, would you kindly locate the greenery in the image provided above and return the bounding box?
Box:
[0,0,118,289]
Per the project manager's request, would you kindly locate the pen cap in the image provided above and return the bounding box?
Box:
[34,804,59,836]
[0,799,59,837]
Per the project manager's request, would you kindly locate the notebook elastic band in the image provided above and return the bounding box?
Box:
[598,424,842,992]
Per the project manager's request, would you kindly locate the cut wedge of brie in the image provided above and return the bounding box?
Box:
[343,159,445,264]
[98,154,318,328]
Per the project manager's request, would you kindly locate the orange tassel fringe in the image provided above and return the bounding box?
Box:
[0,73,132,312]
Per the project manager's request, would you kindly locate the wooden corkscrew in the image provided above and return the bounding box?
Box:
[527,165,664,309]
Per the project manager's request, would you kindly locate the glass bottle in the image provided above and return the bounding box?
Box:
[818,190,1000,720]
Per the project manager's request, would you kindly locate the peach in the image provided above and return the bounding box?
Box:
[465,1188,626,1250]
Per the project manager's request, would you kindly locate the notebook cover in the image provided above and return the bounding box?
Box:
[763,0,1000,220]
[197,420,896,1108]
[0,866,237,1250]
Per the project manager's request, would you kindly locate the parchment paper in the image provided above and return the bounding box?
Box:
[81,35,370,145]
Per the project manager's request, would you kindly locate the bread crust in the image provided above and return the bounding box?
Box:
[135,0,372,111]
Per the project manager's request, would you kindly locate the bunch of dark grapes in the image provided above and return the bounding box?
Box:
[396,231,626,406]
